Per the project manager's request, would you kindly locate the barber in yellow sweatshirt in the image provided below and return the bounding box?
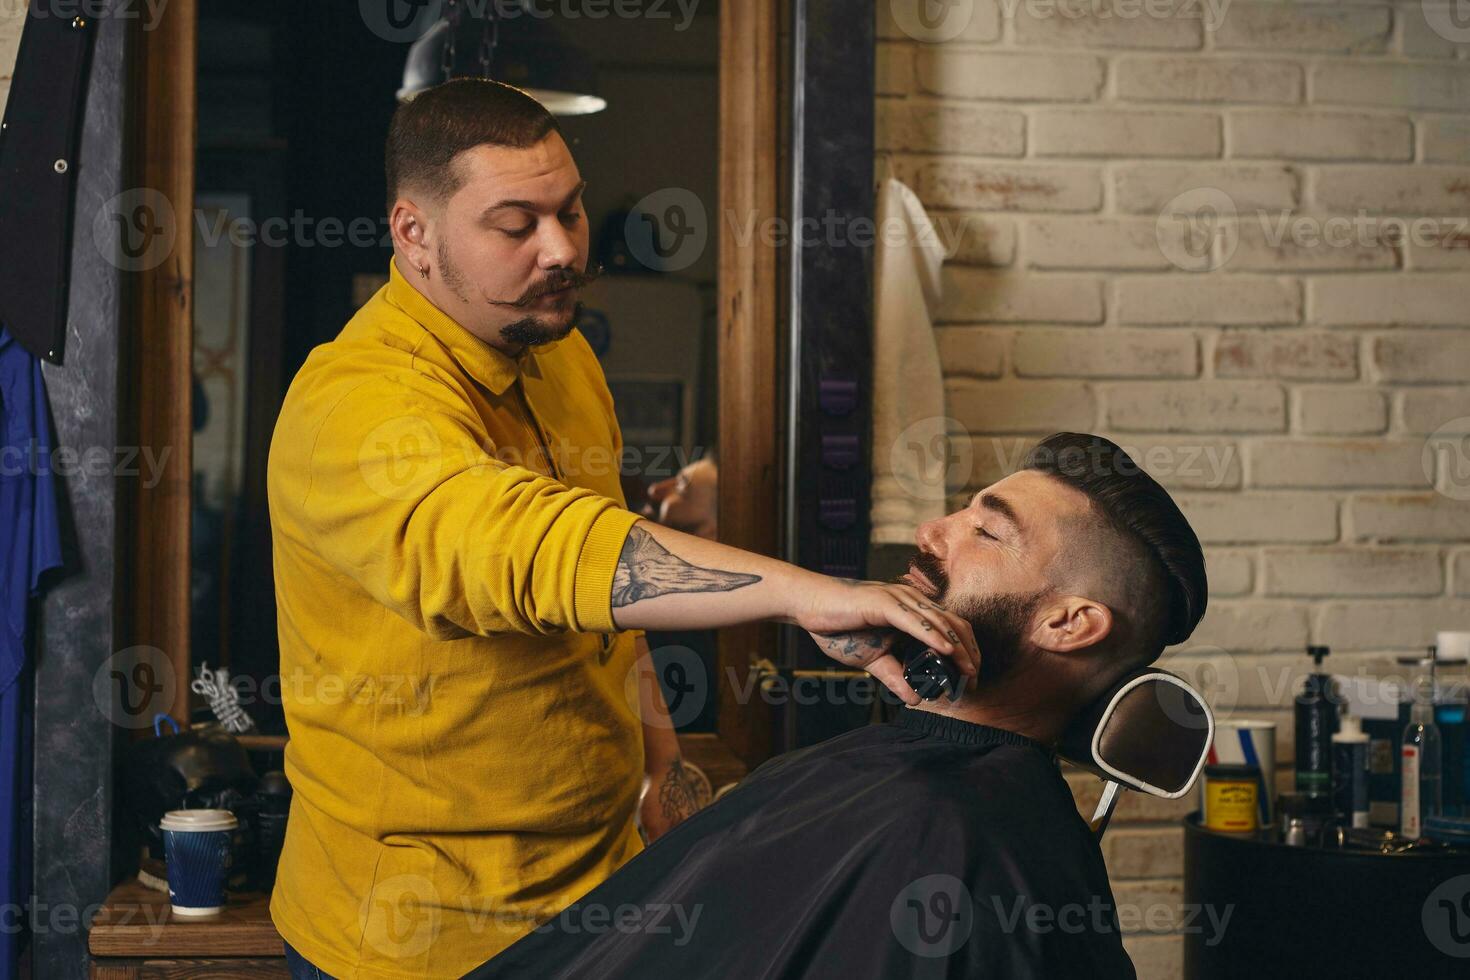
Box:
[266,79,980,979]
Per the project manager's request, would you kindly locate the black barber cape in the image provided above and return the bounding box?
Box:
[467,709,1136,979]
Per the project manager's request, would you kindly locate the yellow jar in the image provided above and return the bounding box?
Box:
[1203,763,1260,833]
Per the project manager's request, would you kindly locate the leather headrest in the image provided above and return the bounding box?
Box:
[1056,668,1213,799]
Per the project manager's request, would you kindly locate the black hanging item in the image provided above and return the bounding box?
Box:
[0,4,98,364]
[119,717,259,861]
[787,0,876,645]
[397,0,604,114]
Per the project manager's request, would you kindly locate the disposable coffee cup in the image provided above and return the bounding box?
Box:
[159,809,237,916]
[1438,632,1470,662]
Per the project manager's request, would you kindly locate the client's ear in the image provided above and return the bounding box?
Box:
[1032,596,1112,653]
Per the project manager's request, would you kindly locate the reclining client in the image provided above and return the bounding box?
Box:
[467,431,1208,979]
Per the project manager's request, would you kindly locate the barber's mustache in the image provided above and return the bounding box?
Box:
[488,263,604,308]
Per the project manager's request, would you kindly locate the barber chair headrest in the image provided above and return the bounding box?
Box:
[1057,668,1214,835]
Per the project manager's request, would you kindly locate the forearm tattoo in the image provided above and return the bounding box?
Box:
[611,525,761,607]
[658,757,703,823]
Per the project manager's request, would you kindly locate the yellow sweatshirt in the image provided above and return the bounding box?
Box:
[267,260,645,978]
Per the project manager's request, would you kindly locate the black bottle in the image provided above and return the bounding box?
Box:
[1295,645,1338,798]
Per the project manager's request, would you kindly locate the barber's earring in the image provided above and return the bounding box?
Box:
[417,264,429,280]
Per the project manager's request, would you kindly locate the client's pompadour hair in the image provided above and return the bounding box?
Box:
[1021,432,1207,653]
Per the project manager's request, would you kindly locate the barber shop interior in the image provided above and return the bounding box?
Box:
[3,0,1470,977]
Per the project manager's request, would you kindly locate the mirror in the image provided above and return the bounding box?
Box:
[189,3,722,736]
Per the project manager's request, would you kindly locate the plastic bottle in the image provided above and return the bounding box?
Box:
[1331,714,1370,829]
[1401,655,1443,839]
[1431,647,1468,818]
[1295,645,1338,798]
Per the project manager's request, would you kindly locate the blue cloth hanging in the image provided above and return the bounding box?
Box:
[0,325,63,977]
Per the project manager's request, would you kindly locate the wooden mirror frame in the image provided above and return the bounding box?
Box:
[128,1,785,782]
[128,0,195,726]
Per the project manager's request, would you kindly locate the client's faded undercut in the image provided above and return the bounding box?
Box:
[1021,432,1207,664]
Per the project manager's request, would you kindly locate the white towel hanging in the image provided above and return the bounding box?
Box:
[870,177,950,545]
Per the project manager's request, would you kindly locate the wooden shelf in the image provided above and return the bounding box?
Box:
[234,734,288,753]
[88,878,283,960]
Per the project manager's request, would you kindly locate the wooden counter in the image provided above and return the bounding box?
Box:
[88,878,285,978]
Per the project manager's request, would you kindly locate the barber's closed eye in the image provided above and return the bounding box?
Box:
[975,525,997,541]
[501,224,535,239]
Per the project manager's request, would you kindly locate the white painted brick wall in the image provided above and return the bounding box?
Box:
[1212,4,1391,53]
[1105,380,1287,431]
[1454,552,1470,595]
[1262,547,1444,596]
[1213,332,1358,380]
[1400,389,1470,434]
[1204,548,1255,595]
[1013,328,1197,378]
[927,213,1016,267]
[1027,216,1183,270]
[919,158,1103,210]
[1031,108,1221,157]
[1313,165,1470,213]
[1314,62,1470,111]
[1114,56,1302,104]
[1419,117,1470,163]
[940,267,1105,322]
[1293,386,1388,435]
[917,49,1106,101]
[1310,275,1470,326]
[1174,493,1339,543]
[1248,438,1428,488]
[1013,2,1202,49]
[877,101,1026,156]
[1112,162,1299,212]
[878,3,1470,973]
[0,3,21,118]
[1114,275,1302,325]
[1350,493,1470,541]
[1225,216,1396,272]
[1373,332,1470,382]
[1229,111,1412,162]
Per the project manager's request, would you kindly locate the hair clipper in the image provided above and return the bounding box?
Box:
[895,633,965,702]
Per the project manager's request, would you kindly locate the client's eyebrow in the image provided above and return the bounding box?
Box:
[970,491,1025,534]
[481,180,588,219]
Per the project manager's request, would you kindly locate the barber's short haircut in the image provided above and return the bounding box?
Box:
[385,78,561,215]
[1021,433,1207,658]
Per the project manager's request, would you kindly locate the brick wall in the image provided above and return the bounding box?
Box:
[0,5,22,115]
[878,1,1470,975]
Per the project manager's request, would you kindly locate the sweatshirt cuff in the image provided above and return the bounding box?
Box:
[573,507,643,633]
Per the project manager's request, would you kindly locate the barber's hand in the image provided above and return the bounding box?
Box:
[796,579,980,706]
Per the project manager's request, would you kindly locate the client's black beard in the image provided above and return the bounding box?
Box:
[957,591,1049,685]
[901,551,1048,685]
